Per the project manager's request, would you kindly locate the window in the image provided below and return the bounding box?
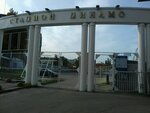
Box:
[2,34,9,50]
[11,33,18,50]
[20,32,27,49]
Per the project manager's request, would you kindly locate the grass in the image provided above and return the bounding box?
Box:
[17,82,32,88]
[0,69,25,80]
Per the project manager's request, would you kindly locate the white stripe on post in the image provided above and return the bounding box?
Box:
[25,26,35,84]
[87,23,96,92]
[80,23,88,91]
[138,24,146,93]
[31,26,41,86]
[146,24,150,94]
[0,30,4,62]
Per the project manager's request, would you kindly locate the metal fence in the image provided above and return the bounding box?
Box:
[0,51,141,93]
[113,71,138,92]
[95,54,113,92]
[95,71,139,93]
[40,52,79,90]
[0,52,26,80]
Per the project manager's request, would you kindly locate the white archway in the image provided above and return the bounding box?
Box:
[0,7,150,94]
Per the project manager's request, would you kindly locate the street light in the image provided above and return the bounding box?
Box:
[115,5,120,9]
[45,8,51,12]
[96,5,100,10]
[76,6,80,10]
[25,10,31,15]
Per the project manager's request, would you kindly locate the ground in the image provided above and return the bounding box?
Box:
[0,87,150,113]
[0,74,149,113]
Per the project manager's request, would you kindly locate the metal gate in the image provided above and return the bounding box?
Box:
[95,53,113,92]
[95,52,138,93]
[40,52,79,90]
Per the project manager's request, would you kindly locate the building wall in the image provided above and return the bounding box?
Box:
[2,29,28,53]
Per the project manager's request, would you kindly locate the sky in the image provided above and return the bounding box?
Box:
[0,0,150,54]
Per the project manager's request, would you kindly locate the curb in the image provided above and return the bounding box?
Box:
[0,87,23,94]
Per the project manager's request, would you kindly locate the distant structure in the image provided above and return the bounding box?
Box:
[0,14,6,18]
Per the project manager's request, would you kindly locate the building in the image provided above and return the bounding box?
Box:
[1,27,28,69]
[0,14,28,69]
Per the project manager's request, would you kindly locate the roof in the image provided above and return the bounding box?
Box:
[0,14,6,18]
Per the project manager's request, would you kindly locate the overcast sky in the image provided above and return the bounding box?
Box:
[0,0,150,53]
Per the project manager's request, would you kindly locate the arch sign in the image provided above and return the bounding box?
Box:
[0,7,150,94]
[0,7,150,29]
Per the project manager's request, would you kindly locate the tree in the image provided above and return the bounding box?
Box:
[74,57,79,68]
[7,8,18,16]
[54,54,58,66]
[105,58,111,65]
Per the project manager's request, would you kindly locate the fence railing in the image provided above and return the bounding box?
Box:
[0,52,26,80]
[113,71,139,92]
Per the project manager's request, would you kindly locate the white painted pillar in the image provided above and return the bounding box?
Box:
[146,24,150,94]
[31,26,41,86]
[0,30,4,63]
[25,26,35,84]
[80,23,88,91]
[109,54,116,91]
[138,24,146,93]
[87,23,96,92]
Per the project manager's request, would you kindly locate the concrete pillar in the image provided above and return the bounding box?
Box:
[146,24,150,94]
[80,23,88,91]
[31,26,41,86]
[87,23,96,92]
[138,24,146,93]
[0,30,4,64]
[109,54,116,91]
[25,26,35,84]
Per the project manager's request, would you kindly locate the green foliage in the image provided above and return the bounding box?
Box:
[17,82,32,88]
[41,79,58,85]
[105,58,111,65]
[7,8,18,15]
[0,69,24,80]
[40,78,64,85]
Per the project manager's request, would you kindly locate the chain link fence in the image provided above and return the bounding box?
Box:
[0,52,26,80]
[40,52,79,90]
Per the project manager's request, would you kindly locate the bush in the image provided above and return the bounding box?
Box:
[40,78,64,85]
[17,82,32,88]
[41,79,58,85]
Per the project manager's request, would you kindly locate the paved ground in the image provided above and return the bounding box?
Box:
[47,73,79,90]
[0,74,149,113]
[48,74,112,92]
[0,87,150,113]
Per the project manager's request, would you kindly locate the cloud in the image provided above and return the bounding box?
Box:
[0,0,10,14]
[41,25,138,54]
[95,25,138,52]
[23,0,33,8]
[74,0,110,7]
[41,26,81,52]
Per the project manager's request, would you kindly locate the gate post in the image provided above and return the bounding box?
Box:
[87,23,96,92]
[80,23,88,91]
[31,26,41,86]
[138,24,146,94]
[146,24,150,94]
[0,30,4,64]
[25,26,35,84]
